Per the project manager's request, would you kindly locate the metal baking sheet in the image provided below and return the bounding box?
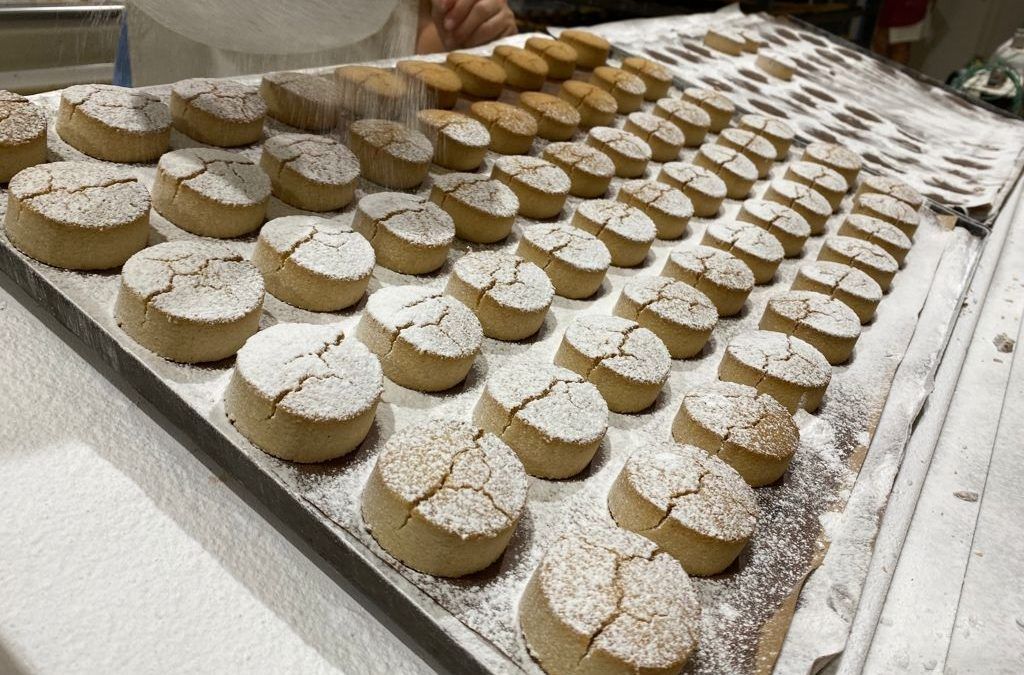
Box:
[0,30,982,675]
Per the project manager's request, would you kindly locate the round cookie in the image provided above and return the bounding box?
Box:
[352,192,454,275]
[818,235,899,291]
[517,223,611,299]
[785,160,849,212]
[704,27,746,56]
[802,141,863,184]
[763,179,832,235]
[260,133,359,212]
[416,108,490,171]
[115,240,264,363]
[361,419,527,577]
[469,100,537,154]
[473,361,608,478]
[572,199,657,267]
[616,179,693,240]
[673,381,798,486]
[587,126,651,178]
[56,84,170,162]
[855,175,924,211]
[613,275,718,358]
[554,314,670,413]
[737,199,811,257]
[224,323,382,462]
[719,330,832,413]
[694,143,758,199]
[252,216,374,311]
[659,162,727,217]
[542,141,614,198]
[738,113,794,157]
[682,88,734,132]
[609,443,757,576]
[447,52,506,99]
[0,90,47,182]
[334,65,407,118]
[4,161,149,270]
[558,80,617,128]
[519,527,700,675]
[492,45,549,90]
[756,52,796,80]
[445,251,554,341]
[590,66,645,113]
[525,36,578,80]
[760,290,862,365]
[396,59,462,109]
[170,78,266,147]
[356,285,482,391]
[558,29,610,69]
[152,148,270,238]
[653,98,710,147]
[621,56,671,101]
[260,71,341,132]
[839,213,912,264]
[662,246,755,317]
[716,127,778,179]
[852,192,920,239]
[741,30,766,53]
[491,155,570,219]
[624,112,685,163]
[702,220,784,284]
[348,119,432,189]
[518,91,580,141]
[792,261,882,324]
[430,172,519,243]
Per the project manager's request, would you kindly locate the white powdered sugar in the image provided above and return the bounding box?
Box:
[451,251,553,313]
[618,180,694,220]
[158,148,270,206]
[0,90,46,145]
[804,141,863,173]
[577,199,657,244]
[787,161,848,194]
[588,126,652,161]
[521,222,611,272]
[492,155,571,195]
[373,419,527,538]
[654,98,711,127]
[725,330,831,388]
[121,240,264,323]
[543,142,615,178]
[62,84,170,134]
[660,163,727,199]
[431,172,518,217]
[625,111,685,146]
[681,381,798,460]
[740,199,810,238]
[859,175,923,209]
[766,290,861,339]
[9,161,149,228]
[234,322,382,421]
[417,109,490,148]
[698,143,757,182]
[796,261,882,303]
[684,87,734,114]
[564,314,671,385]
[356,192,454,248]
[365,285,482,359]
[705,221,784,264]
[263,133,359,186]
[621,275,718,331]
[259,216,374,281]
[667,245,755,292]
[350,119,433,163]
[172,78,266,123]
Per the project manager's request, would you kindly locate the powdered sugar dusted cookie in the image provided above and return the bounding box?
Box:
[586,126,651,178]
[703,27,746,56]
[802,141,863,184]
[572,199,656,267]
[397,60,462,109]
[852,192,919,239]
[447,52,507,99]
[492,45,549,91]
[719,330,831,413]
[613,275,718,358]
[517,223,611,299]
[416,108,490,171]
[622,56,671,100]
[349,119,432,189]
[792,261,882,324]
[683,87,734,132]
[738,113,794,157]
[653,98,710,147]
[763,178,832,235]
[716,127,777,178]
[737,199,810,257]
[469,100,537,154]
[0,90,47,182]
[760,290,862,364]
[617,179,693,240]
[334,65,407,119]
[170,78,266,147]
[702,220,784,284]
[558,80,617,129]
[855,175,924,211]
[784,161,848,212]
[542,141,614,198]
[491,154,570,219]
[818,235,898,291]
[525,36,577,80]
[662,245,754,317]
[260,133,359,212]
[590,66,645,113]
[224,323,382,462]
[839,213,912,264]
[57,84,170,162]
[430,172,519,243]
[658,162,727,217]
[353,192,454,275]
[623,112,685,163]
[518,91,580,141]
[558,29,610,69]
[260,71,341,131]
[694,143,758,199]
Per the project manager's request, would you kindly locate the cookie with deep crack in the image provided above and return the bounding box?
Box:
[352,192,454,275]
[737,199,810,258]
[572,199,656,268]
[416,108,490,171]
[716,128,777,179]
[491,155,570,219]
[525,36,577,80]
[541,141,614,198]
[818,235,898,291]
[586,126,651,179]
[719,330,832,413]
[621,56,671,100]
[791,261,882,324]
[518,91,580,141]
[590,66,645,113]
[851,192,919,239]
[613,275,718,358]
[56,84,170,162]
[694,143,758,199]
[623,112,684,163]
[260,133,359,212]
[762,178,832,235]
[839,213,912,264]
[616,179,693,240]
[738,113,794,158]
[558,29,610,69]
[558,80,617,129]
[468,100,538,154]
[224,323,382,462]
[760,290,862,364]
[0,90,47,182]
[682,88,733,132]
[430,172,519,243]
[260,71,341,132]
[854,175,924,211]
[447,52,507,99]
[801,141,862,184]
[516,223,611,299]
[662,245,754,317]
[784,160,848,212]
[702,220,784,284]
[348,119,432,189]
[658,162,727,217]
[170,78,266,147]
[492,45,549,90]
[653,98,710,147]
[362,419,527,576]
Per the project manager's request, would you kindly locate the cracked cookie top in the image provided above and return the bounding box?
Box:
[61,84,170,135]
[171,78,266,124]
[724,330,831,390]
[841,214,912,255]
[660,162,727,199]
[120,240,264,323]
[858,175,923,209]
[262,133,359,187]
[592,66,646,96]
[853,193,919,232]
[683,87,734,116]
[575,199,657,244]
[618,180,694,220]
[355,192,454,248]
[624,112,684,148]
[451,251,553,313]
[765,290,861,340]
[373,419,527,538]
[542,142,615,179]
[431,172,519,218]
[349,119,433,164]
[563,315,670,386]
[519,91,581,127]
[823,235,898,275]
[588,127,652,162]
[696,143,758,182]
[786,160,848,195]
[680,380,799,461]
[9,161,149,229]
[416,109,490,148]
[468,101,537,137]
[804,141,862,175]
[739,199,811,239]
[234,322,381,422]
[765,179,832,218]
[738,113,794,144]
[520,222,611,273]
[365,285,482,360]
[620,276,717,332]
[158,148,270,207]
[718,128,777,163]
[559,81,617,115]
[492,155,570,195]
[796,261,882,304]
[654,98,711,128]
[665,245,755,293]
[0,90,46,146]
[258,216,374,281]
[705,221,785,265]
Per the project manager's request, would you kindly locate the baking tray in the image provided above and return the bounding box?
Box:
[0,30,984,675]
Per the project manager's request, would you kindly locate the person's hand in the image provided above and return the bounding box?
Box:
[430,0,517,51]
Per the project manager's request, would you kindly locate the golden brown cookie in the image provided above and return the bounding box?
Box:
[431,172,519,243]
[791,260,882,324]
[469,100,537,154]
[491,154,571,219]
[525,36,578,80]
[760,290,862,365]
[682,87,734,132]
[260,133,359,212]
[558,80,617,128]
[624,112,685,163]
[518,91,580,141]
[658,162,727,217]
[396,60,462,109]
[447,52,507,99]
[492,45,549,90]
[587,126,651,178]
[558,29,610,69]
[719,330,831,413]
[352,192,454,275]
[662,245,754,317]
[416,108,490,171]
[517,222,610,299]
[0,90,47,183]
[738,113,795,158]
[590,66,646,113]
[170,78,266,147]
[622,56,672,100]
[56,84,170,162]
[348,118,432,189]
[616,179,693,240]
[542,141,615,198]
[334,65,407,118]
[261,71,341,132]
[613,275,718,358]
[653,97,711,147]
[572,199,657,267]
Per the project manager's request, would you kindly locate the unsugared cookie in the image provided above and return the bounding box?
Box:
[702,220,784,284]
[353,192,454,275]
[492,45,549,90]
[785,161,848,212]
[587,126,651,178]
[609,443,757,575]
[738,113,794,157]
[855,175,924,211]
[517,223,611,299]
[446,251,554,341]
[518,91,580,141]
[558,29,610,69]
[0,91,46,182]
[447,52,506,99]
[760,290,862,364]
[694,143,758,199]
[252,216,374,311]
[839,213,912,264]
[717,127,778,178]
[396,60,462,109]
[624,112,684,163]
[525,36,578,80]
[792,261,882,324]
[673,381,798,486]
[683,88,734,132]
[617,179,693,240]
[416,108,490,171]
[362,419,527,576]
[659,162,727,217]
[57,84,170,162]
[334,65,407,118]
[763,178,832,235]
[115,240,263,363]
[474,360,608,478]
[4,161,149,270]
[802,141,863,184]
[741,29,765,53]
[719,330,832,413]
[572,199,656,267]
[852,192,919,238]
[555,314,670,413]
[558,80,617,128]
[261,71,341,132]
[756,51,796,80]
[622,56,671,100]
[430,172,519,243]
[170,78,266,147]
[818,235,899,291]
[260,133,359,212]
[542,141,615,198]
[348,119,432,189]
[662,246,755,317]
[737,199,810,257]
[225,323,382,462]
[469,100,537,154]
[356,285,482,391]
[704,27,746,56]
[653,98,711,147]
[492,154,570,219]
[614,275,717,358]
[590,66,645,113]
